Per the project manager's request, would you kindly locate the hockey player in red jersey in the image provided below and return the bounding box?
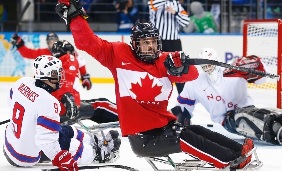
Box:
[10,32,93,90]
[55,1,257,169]
[51,40,119,123]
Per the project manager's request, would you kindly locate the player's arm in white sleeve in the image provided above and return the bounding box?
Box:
[7,79,22,108]
[35,96,62,161]
[177,82,196,116]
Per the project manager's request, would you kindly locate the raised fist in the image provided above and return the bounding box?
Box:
[164,51,189,76]
[56,0,88,26]
[10,33,25,48]
[52,150,78,171]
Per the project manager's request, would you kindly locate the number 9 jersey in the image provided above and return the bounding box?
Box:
[4,77,62,166]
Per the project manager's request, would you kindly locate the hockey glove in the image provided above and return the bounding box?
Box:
[81,73,92,90]
[164,51,189,76]
[61,93,79,119]
[222,110,237,134]
[171,106,191,126]
[56,0,88,26]
[223,55,265,83]
[52,150,78,171]
[10,33,24,48]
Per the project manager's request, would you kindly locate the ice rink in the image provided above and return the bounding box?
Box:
[0,82,281,171]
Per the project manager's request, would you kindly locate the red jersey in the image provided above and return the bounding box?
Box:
[52,54,81,115]
[70,17,199,136]
[17,44,88,75]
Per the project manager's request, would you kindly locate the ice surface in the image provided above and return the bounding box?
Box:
[0,82,280,171]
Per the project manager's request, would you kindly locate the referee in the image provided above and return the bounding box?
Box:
[149,0,190,93]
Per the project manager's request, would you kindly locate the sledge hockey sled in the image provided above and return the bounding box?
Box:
[62,117,263,171]
[143,146,263,171]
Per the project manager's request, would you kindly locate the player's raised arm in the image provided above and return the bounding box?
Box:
[55,0,115,67]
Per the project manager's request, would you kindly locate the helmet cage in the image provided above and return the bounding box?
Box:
[201,64,216,75]
[130,22,162,63]
[134,36,162,63]
[198,48,218,75]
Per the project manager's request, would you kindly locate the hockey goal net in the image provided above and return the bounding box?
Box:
[243,19,282,108]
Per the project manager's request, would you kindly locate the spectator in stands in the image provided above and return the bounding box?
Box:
[115,0,139,32]
[183,1,219,34]
[0,2,7,23]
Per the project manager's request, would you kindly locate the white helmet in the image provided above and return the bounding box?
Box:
[33,55,62,81]
[199,48,218,75]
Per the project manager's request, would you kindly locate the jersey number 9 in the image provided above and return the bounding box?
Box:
[12,102,25,139]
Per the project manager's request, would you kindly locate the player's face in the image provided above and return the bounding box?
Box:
[139,38,158,55]
[201,64,216,75]
[49,68,65,89]
[47,40,57,50]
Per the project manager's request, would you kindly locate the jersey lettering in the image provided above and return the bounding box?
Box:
[18,83,39,102]
[207,94,223,102]
[207,94,213,100]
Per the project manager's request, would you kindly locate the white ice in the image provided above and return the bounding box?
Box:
[0,82,281,171]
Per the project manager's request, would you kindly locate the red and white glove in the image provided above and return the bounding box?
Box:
[164,51,190,76]
[52,150,78,171]
[223,55,266,83]
[81,73,92,90]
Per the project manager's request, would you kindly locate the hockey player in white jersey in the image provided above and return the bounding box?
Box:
[173,47,282,145]
[4,55,121,170]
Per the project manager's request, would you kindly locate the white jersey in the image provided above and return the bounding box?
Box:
[178,67,254,124]
[4,77,62,166]
[4,77,96,166]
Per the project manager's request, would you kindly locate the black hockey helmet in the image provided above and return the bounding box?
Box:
[51,40,74,58]
[46,32,59,43]
[130,22,162,63]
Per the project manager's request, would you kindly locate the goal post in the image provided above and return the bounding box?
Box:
[243,19,282,108]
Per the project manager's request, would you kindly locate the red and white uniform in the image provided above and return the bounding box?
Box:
[178,67,254,124]
[70,16,199,136]
[17,45,88,76]
[52,53,81,115]
[4,77,96,166]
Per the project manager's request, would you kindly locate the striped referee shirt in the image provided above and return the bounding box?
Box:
[149,0,190,40]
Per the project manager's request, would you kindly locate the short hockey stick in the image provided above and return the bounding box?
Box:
[0,119,10,125]
[185,58,280,80]
[42,164,139,171]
